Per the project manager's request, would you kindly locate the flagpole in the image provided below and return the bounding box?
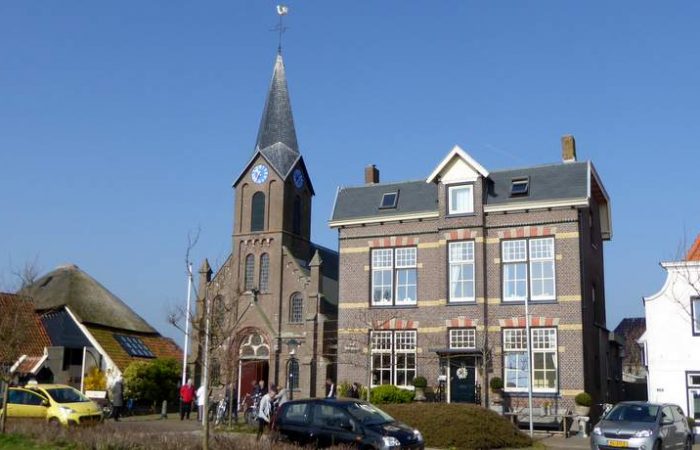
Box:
[525,296,533,437]
[182,263,193,386]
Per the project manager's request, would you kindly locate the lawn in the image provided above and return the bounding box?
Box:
[0,433,71,450]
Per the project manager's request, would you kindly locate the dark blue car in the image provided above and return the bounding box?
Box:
[272,398,424,449]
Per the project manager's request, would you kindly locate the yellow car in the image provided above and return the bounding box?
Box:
[1,384,103,425]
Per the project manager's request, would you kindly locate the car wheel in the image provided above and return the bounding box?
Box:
[48,417,61,426]
[652,440,662,450]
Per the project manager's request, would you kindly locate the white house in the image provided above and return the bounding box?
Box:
[640,234,700,424]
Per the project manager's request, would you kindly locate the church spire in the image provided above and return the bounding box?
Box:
[255,53,298,155]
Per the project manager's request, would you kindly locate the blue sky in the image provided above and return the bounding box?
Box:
[2,1,699,344]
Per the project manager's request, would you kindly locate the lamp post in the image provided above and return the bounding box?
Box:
[286,339,298,401]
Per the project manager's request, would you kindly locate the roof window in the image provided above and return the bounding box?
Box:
[379,192,398,209]
[510,178,529,197]
[114,334,155,358]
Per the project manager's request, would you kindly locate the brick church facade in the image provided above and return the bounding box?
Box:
[192,52,338,403]
[330,138,620,411]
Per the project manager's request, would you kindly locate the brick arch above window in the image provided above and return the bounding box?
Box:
[446,316,479,328]
[497,226,557,240]
[368,237,420,248]
[443,230,479,241]
[499,317,560,328]
[372,318,419,330]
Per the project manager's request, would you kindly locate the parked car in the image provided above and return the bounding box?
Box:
[272,398,424,449]
[0,384,103,426]
[591,401,693,450]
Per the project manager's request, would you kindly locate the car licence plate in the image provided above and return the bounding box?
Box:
[607,440,628,448]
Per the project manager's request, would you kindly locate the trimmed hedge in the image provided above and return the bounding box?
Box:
[370,385,414,404]
[381,403,533,449]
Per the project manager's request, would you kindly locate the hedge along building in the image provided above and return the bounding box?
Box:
[191,51,338,403]
[330,137,620,410]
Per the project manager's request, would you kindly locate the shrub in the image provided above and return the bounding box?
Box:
[412,376,427,388]
[687,417,695,428]
[338,381,368,400]
[381,402,532,449]
[370,385,414,404]
[123,358,180,407]
[83,367,106,391]
[575,392,593,407]
[489,377,503,391]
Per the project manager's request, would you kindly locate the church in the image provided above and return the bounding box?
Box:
[191,50,338,403]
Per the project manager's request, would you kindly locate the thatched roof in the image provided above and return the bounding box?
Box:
[20,265,156,334]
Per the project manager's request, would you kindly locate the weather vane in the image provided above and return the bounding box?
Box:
[273,5,289,53]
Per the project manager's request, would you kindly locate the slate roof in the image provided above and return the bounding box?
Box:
[331,162,591,223]
[331,180,438,222]
[486,162,589,204]
[254,53,299,176]
[20,265,156,334]
[0,293,51,366]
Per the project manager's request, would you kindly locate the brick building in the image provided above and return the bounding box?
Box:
[330,137,617,411]
[193,52,338,403]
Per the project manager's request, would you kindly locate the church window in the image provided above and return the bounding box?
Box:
[244,254,255,291]
[251,192,265,232]
[290,293,303,323]
[259,254,270,292]
[293,196,302,235]
[288,358,299,390]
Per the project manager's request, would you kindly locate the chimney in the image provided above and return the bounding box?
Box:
[561,135,577,163]
[364,164,379,184]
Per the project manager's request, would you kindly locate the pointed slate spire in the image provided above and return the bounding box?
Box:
[254,53,299,170]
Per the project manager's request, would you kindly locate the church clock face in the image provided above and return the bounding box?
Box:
[251,164,269,184]
[293,168,305,189]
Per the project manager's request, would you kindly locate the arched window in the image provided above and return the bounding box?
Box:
[290,293,303,323]
[293,196,302,235]
[244,254,255,291]
[259,253,270,292]
[251,192,265,232]
[288,358,299,390]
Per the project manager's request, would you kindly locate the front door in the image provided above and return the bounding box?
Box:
[450,358,476,403]
[239,360,269,404]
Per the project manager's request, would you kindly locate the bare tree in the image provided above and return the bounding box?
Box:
[0,295,31,433]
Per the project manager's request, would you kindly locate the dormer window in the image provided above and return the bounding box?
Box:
[448,184,474,215]
[380,192,398,209]
[510,177,529,197]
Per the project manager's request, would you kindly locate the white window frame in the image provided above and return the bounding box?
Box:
[448,184,474,215]
[371,247,417,306]
[502,238,556,302]
[370,330,416,388]
[692,297,700,336]
[449,241,476,302]
[688,372,700,420]
[502,328,558,394]
[449,328,476,349]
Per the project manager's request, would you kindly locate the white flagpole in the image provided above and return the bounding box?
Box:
[525,297,533,437]
[182,263,193,386]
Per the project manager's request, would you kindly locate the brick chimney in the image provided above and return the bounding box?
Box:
[365,164,379,184]
[561,135,577,163]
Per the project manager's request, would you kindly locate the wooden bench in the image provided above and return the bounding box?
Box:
[504,407,574,437]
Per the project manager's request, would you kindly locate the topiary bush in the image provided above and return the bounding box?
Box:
[412,376,427,388]
[575,392,593,407]
[381,402,533,449]
[370,385,414,404]
[489,377,503,391]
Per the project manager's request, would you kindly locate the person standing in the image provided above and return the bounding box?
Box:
[325,378,336,398]
[256,385,277,441]
[110,376,124,421]
[180,378,195,420]
[196,384,206,422]
[348,382,360,399]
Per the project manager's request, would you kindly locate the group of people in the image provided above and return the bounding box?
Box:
[178,378,211,421]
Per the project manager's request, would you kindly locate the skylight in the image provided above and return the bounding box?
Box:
[114,334,155,358]
[510,178,529,196]
[380,192,398,209]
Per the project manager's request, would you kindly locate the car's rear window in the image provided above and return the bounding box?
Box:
[607,404,659,423]
[281,403,310,423]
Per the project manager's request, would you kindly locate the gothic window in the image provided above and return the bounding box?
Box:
[293,195,301,235]
[259,253,270,292]
[251,192,265,232]
[244,254,255,291]
[290,292,303,323]
[288,358,299,390]
[239,332,270,359]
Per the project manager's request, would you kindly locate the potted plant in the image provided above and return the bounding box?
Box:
[542,400,552,415]
[489,377,504,405]
[574,392,592,416]
[412,376,427,401]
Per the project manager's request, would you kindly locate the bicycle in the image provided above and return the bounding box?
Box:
[214,398,228,426]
